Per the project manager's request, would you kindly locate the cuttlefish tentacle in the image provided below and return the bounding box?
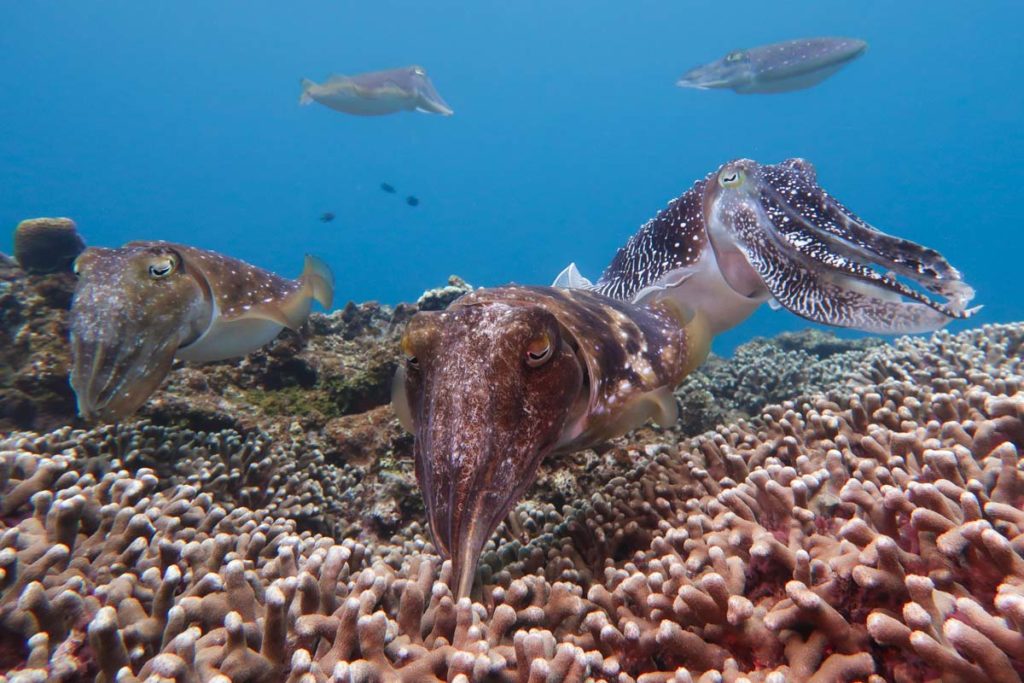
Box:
[392,285,709,598]
[758,159,975,310]
[556,158,976,335]
[704,159,977,332]
[70,241,333,421]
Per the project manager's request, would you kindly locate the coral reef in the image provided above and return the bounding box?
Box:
[415,275,473,311]
[675,329,883,435]
[0,316,1021,680]
[12,218,85,275]
[0,258,78,432]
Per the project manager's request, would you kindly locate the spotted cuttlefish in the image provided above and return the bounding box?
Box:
[556,158,977,335]
[392,285,710,597]
[69,241,333,422]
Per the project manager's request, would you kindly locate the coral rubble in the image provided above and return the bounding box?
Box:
[0,312,1021,680]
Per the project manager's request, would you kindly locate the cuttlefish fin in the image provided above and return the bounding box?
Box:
[391,364,414,432]
[552,262,594,289]
[583,387,680,446]
[267,254,334,329]
[299,78,315,105]
[644,296,713,377]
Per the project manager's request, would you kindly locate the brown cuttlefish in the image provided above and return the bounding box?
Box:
[392,285,710,598]
[69,241,333,422]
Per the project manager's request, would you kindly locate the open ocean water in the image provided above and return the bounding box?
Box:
[2,1,1021,352]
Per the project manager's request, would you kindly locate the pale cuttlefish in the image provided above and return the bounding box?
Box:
[392,285,710,597]
[69,241,334,422]
[556,158,977,335]
[676,37,867,94]
[299,66,453,116]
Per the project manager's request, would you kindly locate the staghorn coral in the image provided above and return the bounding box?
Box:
[675,329,883,435]
[0,321,1021,681]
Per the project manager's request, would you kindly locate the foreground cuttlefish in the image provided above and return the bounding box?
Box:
[70,241,333,421]
[392,285,709,597]
[299,65,453,116]
[676,37,868,94]
[556,158,977,335]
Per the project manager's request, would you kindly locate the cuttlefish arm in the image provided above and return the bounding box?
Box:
[392,285,709,598]
[703,159,977,333]
[558,158,976,335]
[70,241,332,421]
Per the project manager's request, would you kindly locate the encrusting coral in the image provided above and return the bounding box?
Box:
[0,320,1021,681]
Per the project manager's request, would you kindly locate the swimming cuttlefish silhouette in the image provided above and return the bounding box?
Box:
[392,285,710,598]
[69,241,333,422]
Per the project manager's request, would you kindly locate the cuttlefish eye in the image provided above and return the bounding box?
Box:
[147,256,177,279]
[718,168,746,189]
[525,332,554,368]
[72,258,82,276]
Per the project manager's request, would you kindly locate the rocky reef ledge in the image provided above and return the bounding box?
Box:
[1,260,1023,681]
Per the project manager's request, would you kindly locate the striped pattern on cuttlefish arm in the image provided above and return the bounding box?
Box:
[556,158,977,335]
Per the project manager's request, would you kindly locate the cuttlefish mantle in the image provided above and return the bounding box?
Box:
[299,65,453,116]
[392,285,710,598]
[70,241,333,422]
[556,158,977,335]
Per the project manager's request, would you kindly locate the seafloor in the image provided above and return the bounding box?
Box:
[1,258,1023,682]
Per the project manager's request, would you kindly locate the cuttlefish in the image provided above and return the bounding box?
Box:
[392,285,710,597]
[556,158,976,335]
[69,241,333,421]
[299,66,453,116]
[676,37,867,94]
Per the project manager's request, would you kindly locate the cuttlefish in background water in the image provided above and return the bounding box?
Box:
[299,65,454,116]
[556,158,977,335]
[676,37,867,94]
[70,241,333,421]
[392,285,710,597]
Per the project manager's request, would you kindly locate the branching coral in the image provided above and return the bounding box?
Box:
[0,322,1020,681]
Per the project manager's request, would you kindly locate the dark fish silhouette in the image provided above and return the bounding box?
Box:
[406,196,420,207]
[676,37,867,94]
[380,182,396,194]
[319,212,335,223]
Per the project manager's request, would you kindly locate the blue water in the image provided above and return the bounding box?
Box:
[2,2,1021,353]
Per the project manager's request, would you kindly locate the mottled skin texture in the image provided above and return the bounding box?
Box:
[299,65,453,116]
[676,37,867,94]
[70,241,332,421]
[392,285,709,597]
[568,158,976,335]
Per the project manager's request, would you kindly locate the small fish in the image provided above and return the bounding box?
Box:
[299,65,453,116]
[380,182,396,194]
[69,242,333,422]
[555,158,976,334]
[406,195,420,207]
[676,37,867,94]
[319,212,335,223]
[392,285,709,597]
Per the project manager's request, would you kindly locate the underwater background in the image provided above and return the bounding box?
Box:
[1,1,1021,352]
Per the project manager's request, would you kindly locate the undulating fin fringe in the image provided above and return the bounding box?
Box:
[302,254,334,310]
